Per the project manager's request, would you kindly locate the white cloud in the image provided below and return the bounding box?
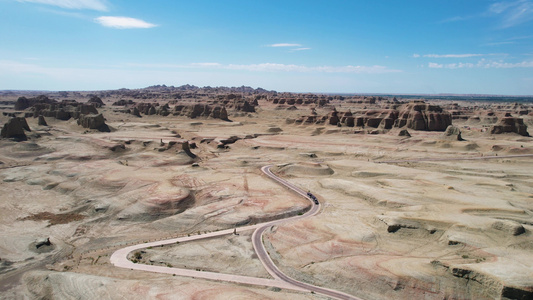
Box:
[489,0,533,28]
[418,53,507,58]
[424,54,485,58]
[290,48,311,51]
[190,62,222,67]
[209,63,400,74]
[441,0,533,28]
[17,0,108,11]
[483,60,533,68]
[428,62,443,68]
[269,43,302,47]
[428,59,533,69]
[94,16,157,29]
[127,62,401,74]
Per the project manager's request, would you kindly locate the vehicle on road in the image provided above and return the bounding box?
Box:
[307,191,319,205]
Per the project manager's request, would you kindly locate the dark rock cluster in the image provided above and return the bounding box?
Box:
[11,95,110,132]
[1,117,31,140]
[77,114,109,131]
[27,102,98,120]
[173,104,229,121]
[490,117,529,136]
[290,101,453,132]
[87,96,105,108]
[14,95,56,110]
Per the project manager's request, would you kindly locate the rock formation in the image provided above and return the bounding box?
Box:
[234,100,256,113]
[398,129,411,137]
[181,141,197,159]
[34,237,52,249]
[290,101,452,132]
[77,114,109,131]
[37,115,48,126]
[173,104,229,121]
[394,101,452,131]
[27,102,99,121]
[1,117,31,140]
[217,94,258,113]
[136,103,159,115]
[489,117,529,136]
[112,99,135,106]
[131,107,141,117]
[442,125,464,141]
[14,95,55,110]
[87,96,105,108]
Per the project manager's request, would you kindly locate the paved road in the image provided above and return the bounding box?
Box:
[111,165,360,300]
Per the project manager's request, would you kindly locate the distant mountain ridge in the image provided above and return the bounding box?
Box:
[1,85,532,103]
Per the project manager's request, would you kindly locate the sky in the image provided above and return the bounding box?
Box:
[1,0,533,95]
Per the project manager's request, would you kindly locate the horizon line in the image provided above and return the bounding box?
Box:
[1,87,533,98]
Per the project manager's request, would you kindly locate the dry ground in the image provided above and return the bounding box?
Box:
[0,99,532,299]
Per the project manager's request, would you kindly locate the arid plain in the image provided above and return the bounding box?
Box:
[1,86,532,299]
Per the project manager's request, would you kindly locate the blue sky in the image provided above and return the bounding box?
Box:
[1,0,533,94]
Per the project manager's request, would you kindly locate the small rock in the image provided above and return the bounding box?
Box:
[442,125,464,141]
[94,204,109,212]
[35,237,52,249]
[267,127,283,133]
[398,129,411,137]
[37,115,48,126]
[492,220,525,236]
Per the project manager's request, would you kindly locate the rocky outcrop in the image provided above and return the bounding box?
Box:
[442,125,464,141]
[112,99,135,106]
[467,111,499,124]
[394,101,452,131]
[136,103,159,115]
[489,117,529,136]
[216,94,258,112]
[14,95,55,110]
[35,237,52,249]
[156,104,170,116]
[38,115,48,126]
[87,96,104,108]
[77,114,109,131]
[271,96,329,106]
[1,117,31,140]
[491,220,525,236]
[328,110,340,125]
[130,107,141,117]
[28,102,99,121]
[234,100,256,113]
[173,104,229,121]
[290,101,452,132]
[398,129,411,137]
[181,141,197,158]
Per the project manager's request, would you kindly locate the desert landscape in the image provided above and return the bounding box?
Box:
[0,85,532,299]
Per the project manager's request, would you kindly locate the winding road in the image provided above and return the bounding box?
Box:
[110,165,360,300]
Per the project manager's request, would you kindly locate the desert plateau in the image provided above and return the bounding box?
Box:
[0,85,531,299]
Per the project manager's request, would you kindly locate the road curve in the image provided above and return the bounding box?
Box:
[111,165,360,300]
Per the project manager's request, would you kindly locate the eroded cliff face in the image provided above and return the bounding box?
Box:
[290,101,453,132]
[490,117,529,136]
[394,102,452,131]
